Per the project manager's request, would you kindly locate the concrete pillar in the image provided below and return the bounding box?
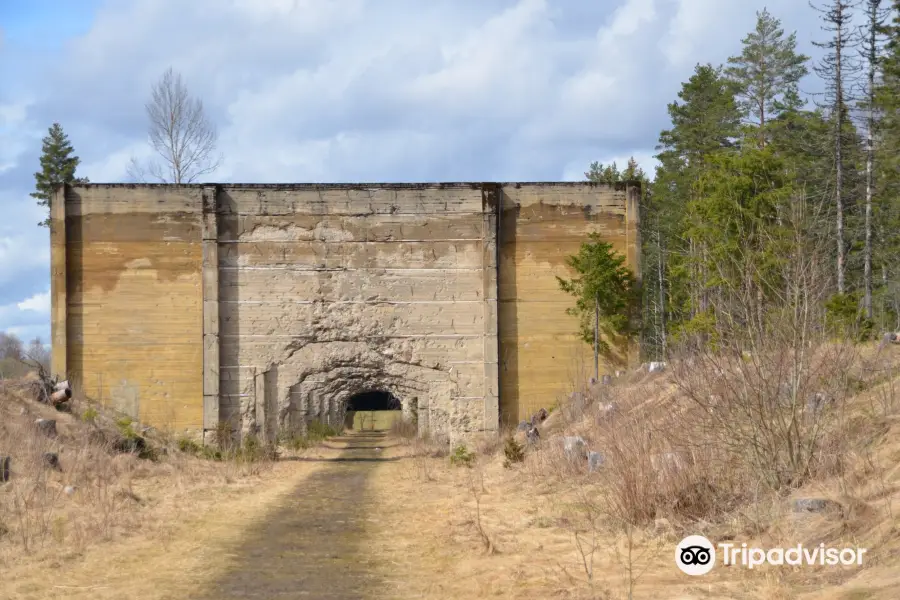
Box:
[481,184,501,434]
[625,182,642,284]
[201,186,220,438]
[50,184,68,380]
[626,182,642,368]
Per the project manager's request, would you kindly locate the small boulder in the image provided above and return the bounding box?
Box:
[648,361,666,374]
[42,453,61,471]
[792,498,840,514]
[806,392,834,413]
[516,421,530,432]
[563,436,587,461]
[598,402,619,418]
[601,374,612,385]
[530,408,549,426]
[0,456,10,482]
[34,418,57,438]
[64,485,77,496]
[587,451,604,472]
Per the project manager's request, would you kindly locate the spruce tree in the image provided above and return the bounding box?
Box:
[31,123,88,228]
[873,0,900,326]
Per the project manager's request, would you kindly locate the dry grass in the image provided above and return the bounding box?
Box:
[0,382,276,572]
[3,345,900,599]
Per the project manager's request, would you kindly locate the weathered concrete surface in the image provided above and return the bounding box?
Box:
[51,185,204,431]
[51,182,638,441]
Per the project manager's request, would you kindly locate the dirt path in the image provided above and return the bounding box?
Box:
[195,431,391,600]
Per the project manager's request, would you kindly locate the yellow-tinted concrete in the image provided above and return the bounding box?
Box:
[51,182,637,438]
[53,185,204,432]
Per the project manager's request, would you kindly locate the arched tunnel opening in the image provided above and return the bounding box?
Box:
[345,390,403,431]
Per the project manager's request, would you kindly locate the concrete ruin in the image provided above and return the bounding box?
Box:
[50,182,640,444]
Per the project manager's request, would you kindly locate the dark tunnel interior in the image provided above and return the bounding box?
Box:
[346,390,401,411]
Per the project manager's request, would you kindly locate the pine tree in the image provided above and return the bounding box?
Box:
[31,123,88,228]
[725,9,809,147]
[653,64,742,334]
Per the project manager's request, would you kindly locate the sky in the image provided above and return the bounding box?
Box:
[0,0,837,344]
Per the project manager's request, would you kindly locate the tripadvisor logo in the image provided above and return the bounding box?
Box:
[675,535,868,575]
[675,535,716,576]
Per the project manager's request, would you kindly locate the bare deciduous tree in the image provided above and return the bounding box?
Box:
[128,67,221,184]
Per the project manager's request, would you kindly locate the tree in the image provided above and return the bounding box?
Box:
[0,332,23,361]
[873,0,900,328]
[557,235,637,372]
[129,67,221,184]
[26,337,50,370]
[585,161,621,184]
[812,0,860,295]
[31,123,88,228]
[653,64,742,334]
[858,0,890,318]
[725,8,809,146]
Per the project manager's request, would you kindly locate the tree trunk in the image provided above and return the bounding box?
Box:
[835,4,846,296]
[863,1,878,319]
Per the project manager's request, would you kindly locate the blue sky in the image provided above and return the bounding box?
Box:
[0,0,835,344]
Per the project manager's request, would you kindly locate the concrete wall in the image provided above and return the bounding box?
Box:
[498,183,640,425]
[51,182,637,441]
[51,185,204,431]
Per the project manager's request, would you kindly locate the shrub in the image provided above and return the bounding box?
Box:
[177,437,202,454]
[502,436,525,468]
[450,444,476,468]
[81,406,98,424]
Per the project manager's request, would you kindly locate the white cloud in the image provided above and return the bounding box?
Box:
[0,0,832,342]
[17,289,50,313]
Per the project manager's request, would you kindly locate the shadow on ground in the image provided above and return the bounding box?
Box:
[195,431,394,600]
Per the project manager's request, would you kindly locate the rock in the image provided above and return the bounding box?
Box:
[42,453,61,471]
[615,370,623,378]
[587,451,604,472]
[64,485,77,496]
[0,456,9,482]
[525,426,540,445]
[792,498,840,514]
[598,402,619,418]
[806,392,834,413]
[648,361,666,374]
[601,374,612,385]
[588,377,597,386]
[530,408,548,426]
[516,421,529,432]
[563,436,587,461]
[34,418,57,438]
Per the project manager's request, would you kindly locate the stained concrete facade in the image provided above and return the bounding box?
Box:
[50,182,640,443]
